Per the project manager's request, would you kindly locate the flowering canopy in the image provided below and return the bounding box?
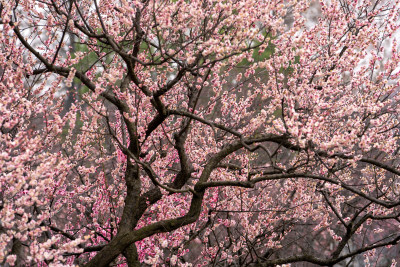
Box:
[2,0,400,266]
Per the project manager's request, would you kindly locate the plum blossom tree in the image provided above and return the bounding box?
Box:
[2,0,400,266]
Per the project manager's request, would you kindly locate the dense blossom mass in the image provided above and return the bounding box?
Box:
[2,0,400,266]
